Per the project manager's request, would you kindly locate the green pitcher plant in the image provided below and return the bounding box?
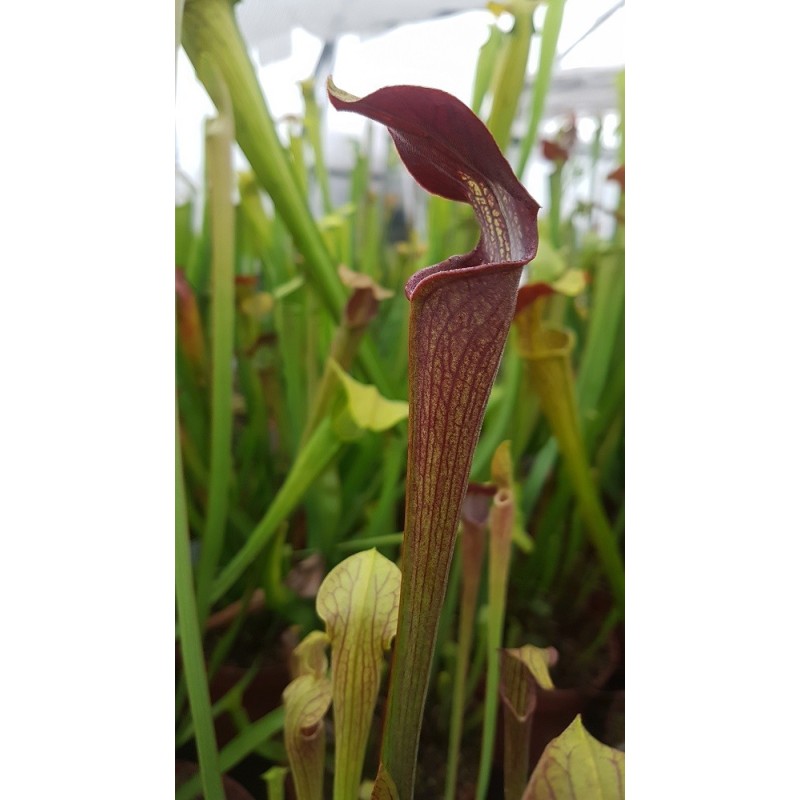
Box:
[283,550,402,800]
[444,482,494,800]
[499,644,558,800]
[208,364,407,606]
[282,632,331,800]
[514,284,625,614]
[521,715,624,800]
[476,441,518,800]
[181,0,392,394]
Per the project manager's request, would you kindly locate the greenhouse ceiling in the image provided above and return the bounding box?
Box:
[176,0,624,196]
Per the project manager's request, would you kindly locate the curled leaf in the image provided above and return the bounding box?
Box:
[522,714,625,799]
[329,360,409,436]
[290,629,330,681]
[316,549,402,800]
[500,644,558,800]
[283,675,331,734]
[282,673,332,800]
[337,265,394,330]
[328,78,539,278]
[339,264,394,294]
[500,645,558,723]
[299,269,395,446]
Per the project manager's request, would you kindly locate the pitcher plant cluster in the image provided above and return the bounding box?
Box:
[176,0,624,798]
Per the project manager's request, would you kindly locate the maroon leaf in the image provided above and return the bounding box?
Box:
[541,138,569,163]
[459,483,495,629]
[514,282,556,317]
[328,79,539,289]
[175,268,207,373]
[460,481,496,530]
[328,80,540,797]
[607,163,625,191]
[338,264,393,329]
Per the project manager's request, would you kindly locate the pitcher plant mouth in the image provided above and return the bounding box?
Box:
[327,79,540,799]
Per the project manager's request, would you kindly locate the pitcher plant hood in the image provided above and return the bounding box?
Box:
[328,78,540,800]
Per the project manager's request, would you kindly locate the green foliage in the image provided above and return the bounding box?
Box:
[522,715,624,799]
[315,550,401,800]
[176,3,624,798]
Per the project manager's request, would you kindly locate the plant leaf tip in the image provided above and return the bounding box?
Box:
[326,76,360,105]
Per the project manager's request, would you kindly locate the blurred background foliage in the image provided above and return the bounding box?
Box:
[176,0,624,796]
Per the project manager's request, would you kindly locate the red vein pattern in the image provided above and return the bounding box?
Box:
[316,550,401,799]
[328,80,540,799]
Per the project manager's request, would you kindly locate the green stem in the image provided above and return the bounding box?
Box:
[476,488,515,800]
[503,713,531,800]
[471,25,504,115]
[510,364,542,464]
[530,471,572,595]
[264,767,289,800]
[337,532,404,551]
[275,292,310,452]
[176,708,286,800]
[176,659,261,747]
[575,249,625,426]
[433,544,463,722]
[561,420,624,608]
[465,615,488,709]
[175,0,185,66]
[548,163,564,248]
[182,0,341,316]
[524,331,625,613]
[444,530,486,800]
[263,522,292,607]
[471,350,522,479]
[175,417,225,800]
[287,129,308,196]
[210,417,342,604]
[486,1,535,153]
[578,607,621,669]
[181,0,392,396]
[584,355,625,456]
[556,488,584,587]
[301,323,365,447]
[362,434,406,540]
[520,436,558,520]
[301,78,334,214]
[195,81,236,625]
[516,0,567,175]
